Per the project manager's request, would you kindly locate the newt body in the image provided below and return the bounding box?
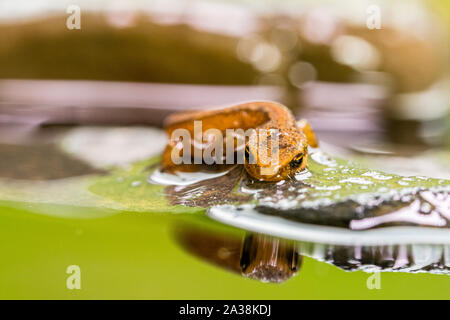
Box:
[163,101,317,182]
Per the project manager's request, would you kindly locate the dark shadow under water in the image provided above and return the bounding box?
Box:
[173,223,450,284]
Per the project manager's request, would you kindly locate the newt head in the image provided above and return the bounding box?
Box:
[244,127,309,182]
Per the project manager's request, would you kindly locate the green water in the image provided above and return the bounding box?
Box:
[0,129,448,299]
[1,202,449,299]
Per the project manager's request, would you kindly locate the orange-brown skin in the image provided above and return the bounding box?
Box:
[162,101,318,182]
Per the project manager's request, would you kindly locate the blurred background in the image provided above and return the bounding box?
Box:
[0,0,449,178]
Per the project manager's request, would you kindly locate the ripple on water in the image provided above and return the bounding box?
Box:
[362,171,393,180]
[131,181,142,187]
[295,169,312,181]
[310,150,337,167]
[148,167,233,186]
[314,185,342,191]
[339,177,373,185]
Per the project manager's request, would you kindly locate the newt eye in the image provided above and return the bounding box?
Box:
[290,153,304,168]
[244,146,250,161]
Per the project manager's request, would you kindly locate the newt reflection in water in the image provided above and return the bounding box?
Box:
[162,101,318,182]
[174,224,450,282]
[173,224,301,283]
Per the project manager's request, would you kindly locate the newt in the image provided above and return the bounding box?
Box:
[162,101,318,182]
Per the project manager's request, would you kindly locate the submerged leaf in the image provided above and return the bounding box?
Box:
[1,145,448,232]
[88,148,450,233]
